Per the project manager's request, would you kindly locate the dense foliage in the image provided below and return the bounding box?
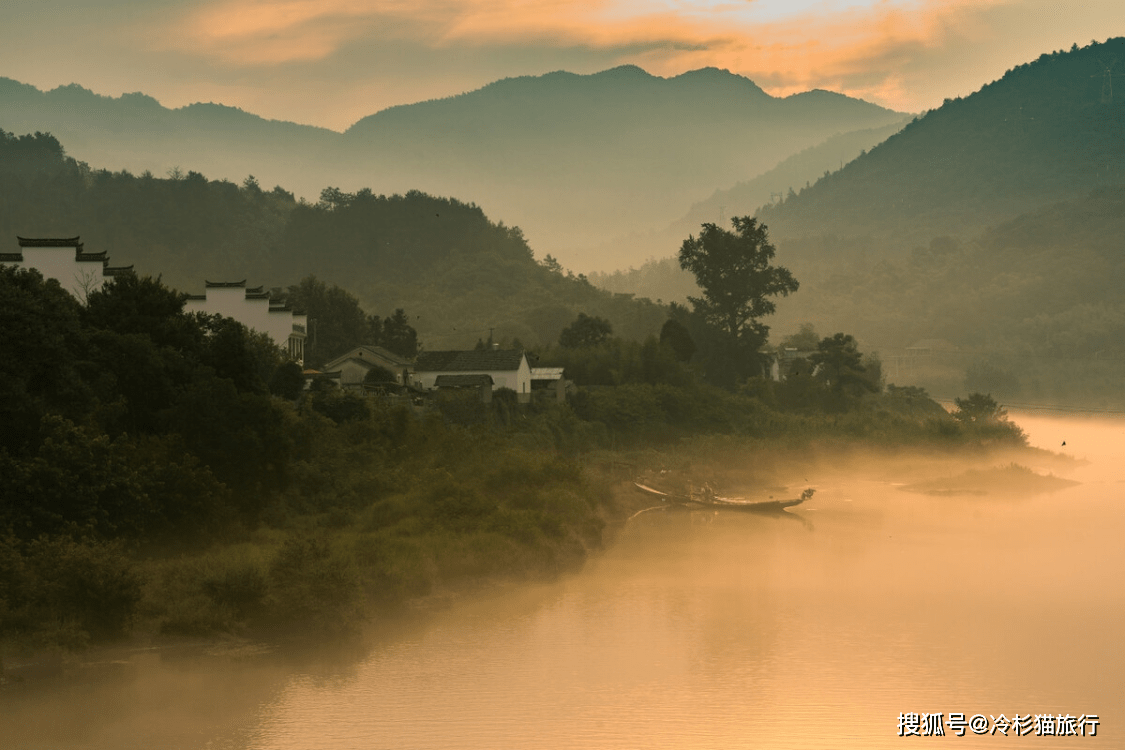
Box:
[0,129,668,351]
[0,267,618,647]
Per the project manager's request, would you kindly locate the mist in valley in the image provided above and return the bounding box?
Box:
[3,414,1120,749]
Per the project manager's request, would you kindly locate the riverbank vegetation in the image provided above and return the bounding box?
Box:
[0,265,1029,659]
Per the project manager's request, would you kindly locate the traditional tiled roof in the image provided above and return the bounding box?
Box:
[322,345,413,372]
[75,251,108,263]
[357,345,413,367]
[246,285,264,294]
[244,290,271,300]
[17,236,82,248]
[530,367,565,380]
[204,280,247,288]
[103,265,134,277]
[335,357,382,371]
[0,252,24,262]
[435,374,494,388]
[415,349,525,373]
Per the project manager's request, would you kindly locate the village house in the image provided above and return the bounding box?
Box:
[183,280,308,364]
[433,373,494,403]
[2,236,133,299]
[320,345,415,392]
[415,349,533,402]
[530,366,568,403]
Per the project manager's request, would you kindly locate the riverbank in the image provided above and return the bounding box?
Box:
[2,426,1070,687]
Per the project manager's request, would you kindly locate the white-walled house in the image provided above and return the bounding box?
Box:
[415,350,532,402]
[321,345,415,391]
[184,280,307,364]
[2,236,133,299]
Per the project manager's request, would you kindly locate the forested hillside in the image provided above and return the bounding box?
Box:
[758,38,1125,249]
[0,129,665,348]
[589,39,1125,407]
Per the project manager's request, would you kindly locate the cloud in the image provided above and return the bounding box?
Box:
[154,0,1021,106]
[153,0,448,64]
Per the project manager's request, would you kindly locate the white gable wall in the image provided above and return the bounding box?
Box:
[17,246,107,299]
[184,285,304,360]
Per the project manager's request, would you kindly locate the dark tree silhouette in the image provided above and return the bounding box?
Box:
[808,333,879,397]
[679,217,798,342]
[678,217,798,382]
[952,392,1007,423]
[380,308,419,358]
[559,313,613,348]
[659,318,696,362]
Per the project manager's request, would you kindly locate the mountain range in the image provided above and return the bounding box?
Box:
[0,67,907,270]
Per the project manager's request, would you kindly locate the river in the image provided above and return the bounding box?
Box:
[4,414,1123,749]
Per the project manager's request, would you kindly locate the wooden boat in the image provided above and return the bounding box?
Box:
[632,483,814,513]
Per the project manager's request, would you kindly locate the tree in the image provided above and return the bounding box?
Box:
[780,323,820,352]
[84,272,199,352]
[540,254,563,274]
[270,361,306,400]
[951,392,1007,423]
[380,308,419,358]
[659,318,696,362]
[283,276,369,367]
[678,217,798,381]
[559,313,613,348]
[0,266,94,453]
[808,333,880,398]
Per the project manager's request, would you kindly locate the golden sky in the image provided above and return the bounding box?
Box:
[1,0,1121,130]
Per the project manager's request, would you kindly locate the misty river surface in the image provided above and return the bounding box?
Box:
[4,414,1124,749]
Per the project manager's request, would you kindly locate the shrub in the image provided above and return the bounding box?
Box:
[267,534,362,630]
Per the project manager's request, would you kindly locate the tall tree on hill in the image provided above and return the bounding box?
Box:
[377,308,420,358]
[678,217,798,384]
[559,313,613,348]
[808,333,879,398]
[282,276,369,367]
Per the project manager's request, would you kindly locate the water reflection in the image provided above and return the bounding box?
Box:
[4,415,1122,749]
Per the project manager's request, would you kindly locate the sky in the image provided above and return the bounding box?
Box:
[1,0,1122,131]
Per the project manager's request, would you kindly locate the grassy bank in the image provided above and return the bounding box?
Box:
[2,392,1031,666]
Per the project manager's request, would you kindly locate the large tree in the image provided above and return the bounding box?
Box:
[281,276,370,367]
[808,333,880,398]
[678,216,798,381]
[558,313,613,349]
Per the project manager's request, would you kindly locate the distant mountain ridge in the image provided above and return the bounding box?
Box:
[0,76,339,195]
[0,66,906,270]
[338,65,906,262]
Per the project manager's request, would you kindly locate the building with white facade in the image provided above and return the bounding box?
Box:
[321,345,415,392]
[414,349,532,402]
[184,280,307,364]
[2,236,132,299]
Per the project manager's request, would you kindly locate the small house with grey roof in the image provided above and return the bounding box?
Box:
[321,345,415,392]
[415,349,532,402]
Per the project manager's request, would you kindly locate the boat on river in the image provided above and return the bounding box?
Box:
[633,483,814,514]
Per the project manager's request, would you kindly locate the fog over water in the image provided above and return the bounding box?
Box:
[4,413,1123,749]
